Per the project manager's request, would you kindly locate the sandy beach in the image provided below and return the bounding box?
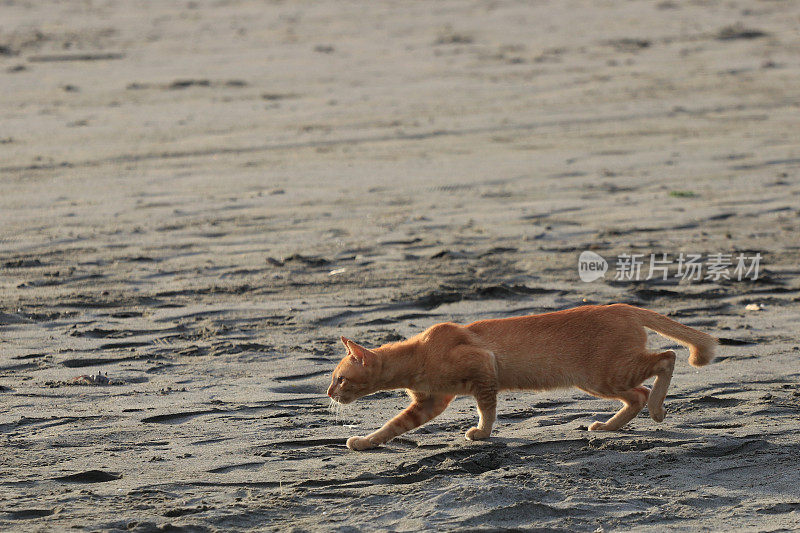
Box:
[2,1,800,531]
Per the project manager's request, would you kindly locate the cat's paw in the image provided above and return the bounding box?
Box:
[346,436,377,451]
[649,405,666,423]
[588,421,609,431]
[465,427,491,441]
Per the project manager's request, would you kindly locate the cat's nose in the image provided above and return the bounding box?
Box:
[326,387,332,397]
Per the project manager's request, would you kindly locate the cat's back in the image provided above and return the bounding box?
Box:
[468,304,626,331]
[465,305,625,354]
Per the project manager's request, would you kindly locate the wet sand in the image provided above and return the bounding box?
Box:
[1,1,800,531]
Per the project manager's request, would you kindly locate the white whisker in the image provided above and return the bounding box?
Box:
[326,396,358,426]
[328,397,341,422]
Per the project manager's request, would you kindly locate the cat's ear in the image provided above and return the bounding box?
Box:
[341,336,374,366]
[340,335,353,355]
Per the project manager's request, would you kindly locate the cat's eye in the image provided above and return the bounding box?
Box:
[337,376,344,384]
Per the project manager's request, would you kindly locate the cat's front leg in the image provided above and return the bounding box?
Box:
[466,388,497,441]
[346,393,454,451]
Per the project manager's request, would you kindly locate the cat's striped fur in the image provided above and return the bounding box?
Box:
[327,304,717,451]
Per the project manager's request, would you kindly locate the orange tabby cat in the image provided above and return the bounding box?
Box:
[327,303,717,451]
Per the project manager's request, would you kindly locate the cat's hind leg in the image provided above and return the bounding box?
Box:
[587,386,649,431]
[647,350,676,422]
[346,392,453,451]
[465,387,497,441]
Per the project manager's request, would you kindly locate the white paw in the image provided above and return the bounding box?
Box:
[465,427,491,441]
[346,436,377,451]
[588,421,608,431]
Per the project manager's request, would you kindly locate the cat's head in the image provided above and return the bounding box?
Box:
[327,336,379,404]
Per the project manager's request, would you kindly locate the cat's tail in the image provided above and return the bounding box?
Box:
[630,306,718,367]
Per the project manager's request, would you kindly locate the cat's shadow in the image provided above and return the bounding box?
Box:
[370,427,719,459]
